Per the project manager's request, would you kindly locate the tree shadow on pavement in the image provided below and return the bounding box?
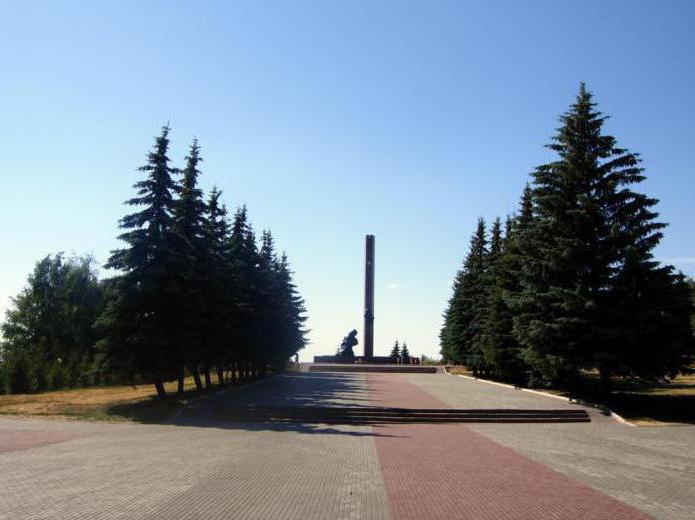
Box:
[111,372,404,437]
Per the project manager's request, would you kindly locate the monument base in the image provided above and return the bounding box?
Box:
[309,363,436,373]
[313,355,418,365]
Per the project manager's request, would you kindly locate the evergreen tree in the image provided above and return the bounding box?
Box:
[389,340,400,360]
[97,125,185,399]
[272,252,308,366]
[227,206,259,379]
[606,256,693,383]
[482,193,533,384]
[2,129,310,397]
[173,139,210,389]
[440,269,466,364]
[440,218,488,370]
[476,218,502,375]
[225,206,256,379]
[252,230,281,373]
[203,187,233,385]
[515,84,693,387]
[513,86,615,385]
[400,342,411,364]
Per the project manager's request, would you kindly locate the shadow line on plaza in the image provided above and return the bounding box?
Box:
[106,371,402,437]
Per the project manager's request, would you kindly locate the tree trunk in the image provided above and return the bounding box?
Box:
[217,367,225,386]
[203,367,212,388]
[191,367,203,390]
[177,373,185,396]
[154,379,167,400]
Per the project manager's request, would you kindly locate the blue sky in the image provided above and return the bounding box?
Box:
[1,1,693,360]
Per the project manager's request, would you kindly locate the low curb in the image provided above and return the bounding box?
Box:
[441,366,636,427]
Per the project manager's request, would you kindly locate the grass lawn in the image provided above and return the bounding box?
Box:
[446,365,695,426]
[0,376,232,423]
[445,366,473,376]
[588,373,695,426]
[532,373,695,426]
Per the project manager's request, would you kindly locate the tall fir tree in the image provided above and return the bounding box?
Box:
[440,218,488,370]
[273,252,308,366]
[400,342,411,364]
[480,189,535,383]
[252,230,280,372]
[389,340,400,360]
[225,206,256,379]
[440,269,466,364]
[173,139,210,389]
[203,187,233,385]
[515,84,693,387]
[479,218,509,378]
[97,125,185,398]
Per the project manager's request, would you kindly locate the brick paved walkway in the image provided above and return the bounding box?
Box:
[0,371,693,519]
[403,372,695,520]
[368,373,653,520]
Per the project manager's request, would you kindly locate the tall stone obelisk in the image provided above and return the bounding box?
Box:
[364,235,375,359]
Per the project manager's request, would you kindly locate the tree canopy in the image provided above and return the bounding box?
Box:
[2,127,308,398]
[441,84,694,390]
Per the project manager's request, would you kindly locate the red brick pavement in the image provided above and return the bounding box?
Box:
[367,373,654,520]
[0,429,84,453]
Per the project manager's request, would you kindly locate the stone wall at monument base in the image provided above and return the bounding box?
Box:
[313,355,398,364]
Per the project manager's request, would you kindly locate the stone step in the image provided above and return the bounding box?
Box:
[211,406,591,424]
[308,364,438,373]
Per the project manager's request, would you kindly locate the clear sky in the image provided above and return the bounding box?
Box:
[1,1,693,360]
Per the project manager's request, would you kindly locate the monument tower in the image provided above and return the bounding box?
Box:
[364,235,375,359]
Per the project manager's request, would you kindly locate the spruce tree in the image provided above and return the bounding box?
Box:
[514,86,616,386]
[252,230,281,373]
[203,187,232,385]
[97,125,184,398]
[482,192,534,384]
[272,252,308,367]
[603,156,694,381]
[606,254,693,383]
[440,218,489,371]
[173,139,210,389]
[515,84,693,387]
[226,206,258,379]
[440,269,466,364]
[400,342,411,364]
[389,340,400,360]
[479,218,506,378]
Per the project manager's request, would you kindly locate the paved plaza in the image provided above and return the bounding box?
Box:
[1,369,693,519]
